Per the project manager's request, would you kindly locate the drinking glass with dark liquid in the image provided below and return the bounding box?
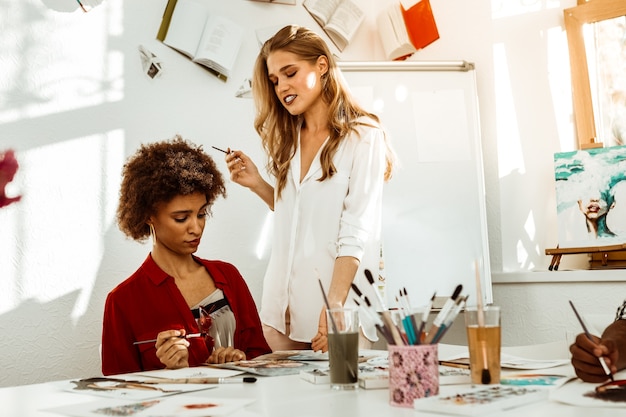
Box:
[327,307,360,390]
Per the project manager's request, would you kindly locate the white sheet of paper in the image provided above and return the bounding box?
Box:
[59,378,215,400]
[45,396,255,417]
[136,396,255,416]
[412,89,470,163]
[438,344,570,370]
[134,366,243,380]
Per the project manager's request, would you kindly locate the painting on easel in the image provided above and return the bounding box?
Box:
[554,145,626,248]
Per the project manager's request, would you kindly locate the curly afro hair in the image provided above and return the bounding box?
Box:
[117,135,226,241]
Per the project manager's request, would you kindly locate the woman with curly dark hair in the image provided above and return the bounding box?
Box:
[101,135,270,376]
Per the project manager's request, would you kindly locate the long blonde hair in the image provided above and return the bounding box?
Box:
[252,25,394,198]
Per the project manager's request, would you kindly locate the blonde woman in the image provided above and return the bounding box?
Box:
[225,25,395,352]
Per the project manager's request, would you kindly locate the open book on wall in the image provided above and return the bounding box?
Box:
[377,0,440,61]
[247,0,296,4]
[156,0,244,82]
[303,0,365,52]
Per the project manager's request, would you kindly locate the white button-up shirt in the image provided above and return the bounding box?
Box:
[260,118,387,342]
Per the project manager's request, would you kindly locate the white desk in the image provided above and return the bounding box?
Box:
[1,344,624,417]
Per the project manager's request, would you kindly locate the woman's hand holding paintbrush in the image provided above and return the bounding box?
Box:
[571,332,618,383]
[133,331,207,345]
[474,259,492,385]
[219,146,273,207]
[569,300,615,382]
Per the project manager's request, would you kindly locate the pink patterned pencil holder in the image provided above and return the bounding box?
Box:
[388,344,439,407]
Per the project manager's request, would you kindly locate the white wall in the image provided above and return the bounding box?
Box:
[2,0,621,387]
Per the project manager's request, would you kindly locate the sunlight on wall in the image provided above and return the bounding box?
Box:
[0,0,126,322]
[493,42,525,177]
[546,26,575,150]
[521,211,538,268]
[0,0,123,124]
[494,22,574,175]
[491,0,576,270]
[0,133,125,320]
[492,0,561,19]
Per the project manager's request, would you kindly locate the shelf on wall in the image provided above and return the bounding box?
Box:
[492,269,626,284]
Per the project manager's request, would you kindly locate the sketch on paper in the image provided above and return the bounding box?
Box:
[554,145,626,248]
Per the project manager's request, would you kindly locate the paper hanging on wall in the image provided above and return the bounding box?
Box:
[138,45,163,80]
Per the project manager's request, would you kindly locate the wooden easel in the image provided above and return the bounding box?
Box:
[545,244,626,270]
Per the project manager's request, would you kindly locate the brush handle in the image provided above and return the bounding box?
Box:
[132,332,206,345]
[364,269,387,310]
[379,310,405,345]
[569,300,614,381]
[318,279,339,334]
[423,299,455,344]
[475,260,485,327]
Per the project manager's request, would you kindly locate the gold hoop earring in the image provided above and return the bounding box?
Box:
[149,224,157,247]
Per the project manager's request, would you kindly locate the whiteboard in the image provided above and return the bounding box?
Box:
[338,61,492,307]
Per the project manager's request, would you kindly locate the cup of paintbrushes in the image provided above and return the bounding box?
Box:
[326,307,360,390]
[464,305,501,384]
[389,306,426,346]
[388,343,439,407]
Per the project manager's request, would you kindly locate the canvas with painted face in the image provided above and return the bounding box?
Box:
[554,145,626,248]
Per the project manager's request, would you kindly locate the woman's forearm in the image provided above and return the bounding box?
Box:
[327,256,359,307]
[251,179,275,211]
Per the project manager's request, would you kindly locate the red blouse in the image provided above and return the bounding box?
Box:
[101,254,271,375]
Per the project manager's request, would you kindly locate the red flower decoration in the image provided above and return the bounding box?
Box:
[0,149,21,208]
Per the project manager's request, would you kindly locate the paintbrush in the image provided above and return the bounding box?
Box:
[350,283,386,329]
[403,287,412,307]
[133,332,207,345]
[569,300,614,381]
[475,260,491,384]
[401,287,420,345]
[318,279,339,334]
[318,279,356,378]
[431,295,468,344]
[417,292,437,344]
[396,292,417,345]
[423,284,462,344]
[353,297,394,345]
[141,376,256,384]
[362,269,404,345]
[350,283,365,302]
[364,269,387,310]
[85,376,257,385]
[351,283,378,326]
[211,145,229,154]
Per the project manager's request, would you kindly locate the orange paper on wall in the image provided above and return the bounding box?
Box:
[402,0,440,50]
